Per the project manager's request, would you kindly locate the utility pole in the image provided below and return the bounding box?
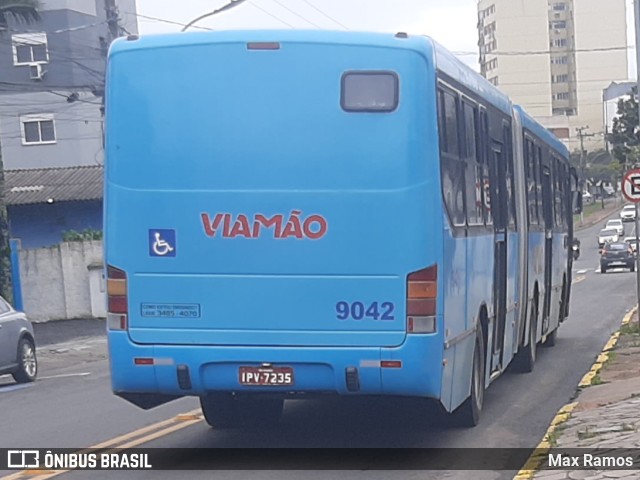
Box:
[634,0,640,324]
[576,126,597,215]
[104,0,120,45]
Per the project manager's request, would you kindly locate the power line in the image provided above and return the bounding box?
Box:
[467,45,634,57]
[298,0,349,30]
[247,1,295,28]
[267,0,322,28]
[122,11,213,31]
[181,0,248,32]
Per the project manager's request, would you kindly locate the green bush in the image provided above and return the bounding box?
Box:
[62,229,103,242]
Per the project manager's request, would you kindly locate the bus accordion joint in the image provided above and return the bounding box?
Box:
[107,265,128,331]
[407,265,437,334]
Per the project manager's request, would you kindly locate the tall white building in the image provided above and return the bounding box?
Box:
[477,0,628,151]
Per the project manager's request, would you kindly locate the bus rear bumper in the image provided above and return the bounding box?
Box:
[108,331,443,401]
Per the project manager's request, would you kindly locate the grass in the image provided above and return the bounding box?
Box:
[573,199,616,226]
[590,374,606,386]
[604,351,617,365]
[547,424,568,447]
[620,323,640,336]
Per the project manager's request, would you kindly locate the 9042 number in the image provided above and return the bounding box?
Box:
[336,301,395,321]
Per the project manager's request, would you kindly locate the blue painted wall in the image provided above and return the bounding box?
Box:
[8,200,103,249]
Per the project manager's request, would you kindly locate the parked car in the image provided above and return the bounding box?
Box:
[620,205,636,222]
[0,296,37,383]
[624,237,639,253]
[598,228,619,248]
[605,219,625,236]
[582,191,593,204]
[601,242,636,273]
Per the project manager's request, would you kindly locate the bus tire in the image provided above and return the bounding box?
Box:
[200,394,284,429]
[453,327,485,427]
[514,299,538,373]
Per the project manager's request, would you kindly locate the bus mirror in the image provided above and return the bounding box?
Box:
[573,191,583,214]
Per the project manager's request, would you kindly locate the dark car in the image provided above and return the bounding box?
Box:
[600,242,636,273]
[0,296,37,383]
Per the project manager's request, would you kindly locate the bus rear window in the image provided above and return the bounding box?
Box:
[341,71,399,112]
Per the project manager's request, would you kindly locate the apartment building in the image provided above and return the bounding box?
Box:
[0,0,138,247]
[0,0,137,170]
[477,0,628,151]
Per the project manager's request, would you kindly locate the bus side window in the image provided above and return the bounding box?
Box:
[503,123,516,229]
[525,137,538,225]
[480,109,492,226]
[438,88,466,227]
[535,145,544,222]
[463,101,483,226]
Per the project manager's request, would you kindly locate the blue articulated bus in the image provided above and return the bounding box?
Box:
[104,30,581,427]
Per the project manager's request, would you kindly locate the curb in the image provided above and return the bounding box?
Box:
[512,305,638,480]
[577,305,636,388]
[575,204,620,232]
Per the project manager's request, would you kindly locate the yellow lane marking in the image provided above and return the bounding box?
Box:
[572,275,586,285]
[0,409,203,480]
[513,403,578,479]
[513,305,638,480]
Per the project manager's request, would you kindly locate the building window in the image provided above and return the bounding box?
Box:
[485,58,498,71]
[551,21,567,29]
[551,38,568,48]
[553,74,569,83]
[553,2,567,11]
[555,92,570,100]
[12,33,48,65]
[552,56,568,65]
[20,114,56,145]
[488,76,499,86]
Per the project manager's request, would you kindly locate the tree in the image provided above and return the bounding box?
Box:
[0,0,41,301]
[0,0,40,27]
[609,86,640,168]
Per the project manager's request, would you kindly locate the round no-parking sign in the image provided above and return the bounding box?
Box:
[622,169,640,203]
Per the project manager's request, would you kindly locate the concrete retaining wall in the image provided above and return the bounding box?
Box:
[19,240,105,322]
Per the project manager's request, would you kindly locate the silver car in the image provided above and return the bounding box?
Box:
[598,228,619,248]
[0,296,37,383]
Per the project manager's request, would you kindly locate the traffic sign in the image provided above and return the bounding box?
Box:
[622,169,640,203]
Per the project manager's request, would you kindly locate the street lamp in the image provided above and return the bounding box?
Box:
[181,0,248,32]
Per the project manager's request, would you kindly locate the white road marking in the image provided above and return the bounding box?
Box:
[39,372,91,380]
[576,269,588,274]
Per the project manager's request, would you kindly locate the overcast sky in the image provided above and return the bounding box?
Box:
[133,0,637,76]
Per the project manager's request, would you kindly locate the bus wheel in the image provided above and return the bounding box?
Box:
[454,327,485,427]
[515,300,538,373]
[200,394,284,429]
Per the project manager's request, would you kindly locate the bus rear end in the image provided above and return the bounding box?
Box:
[105,31,444,424]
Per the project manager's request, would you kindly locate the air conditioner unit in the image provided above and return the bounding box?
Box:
[29,63,46,80]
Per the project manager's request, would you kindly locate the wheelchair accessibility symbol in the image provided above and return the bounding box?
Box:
[149,229,176,257]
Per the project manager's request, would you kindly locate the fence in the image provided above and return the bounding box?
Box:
[17,240,105,322]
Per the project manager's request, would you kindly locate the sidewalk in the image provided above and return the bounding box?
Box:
[526,308,640,480]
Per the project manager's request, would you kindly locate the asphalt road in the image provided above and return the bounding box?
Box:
[0,208,637,480]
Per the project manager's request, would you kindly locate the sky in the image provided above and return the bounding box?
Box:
[133,0,637,77]
[132,0,481,69]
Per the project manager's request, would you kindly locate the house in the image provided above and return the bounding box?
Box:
[5,165,103,248]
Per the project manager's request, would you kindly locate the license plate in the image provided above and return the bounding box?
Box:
[238,366,294,386]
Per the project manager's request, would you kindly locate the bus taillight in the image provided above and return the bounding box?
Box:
[107,265,128,331]
[406,265,437,333]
